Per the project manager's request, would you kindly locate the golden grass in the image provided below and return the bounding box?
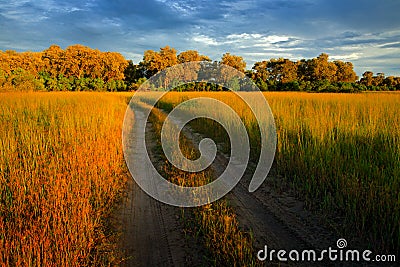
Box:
[150,91,400,252]
[146,103,258,266]
[3,90,398,266]
[268,92,400,252]
[0,92,132,266]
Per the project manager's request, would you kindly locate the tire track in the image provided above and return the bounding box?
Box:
[117,110,188,267]
[119,105,338,266]
[166,109,338,264]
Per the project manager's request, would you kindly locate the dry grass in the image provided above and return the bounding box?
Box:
[144,102,258,266]
[0,92,131,266]
[3,90,398,266]
[268,92,400,252]
[151,91,400,253]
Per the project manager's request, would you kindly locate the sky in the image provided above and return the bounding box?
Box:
[1,0,400,76]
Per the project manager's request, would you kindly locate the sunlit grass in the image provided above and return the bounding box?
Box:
[0,92,132,266]
[144,103,258,266]
[148,91,400,252]
[3,90,398,266]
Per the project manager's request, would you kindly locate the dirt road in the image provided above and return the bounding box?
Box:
[117,110,205,267]
[167,110,338,254]
[117,106,338,266]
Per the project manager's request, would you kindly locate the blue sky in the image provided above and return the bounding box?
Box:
[1,0,400,76]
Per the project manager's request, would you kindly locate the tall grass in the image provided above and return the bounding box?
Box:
[148,91,400,253]
[268,92,400,252]
[140,101,258,266]
[0,92,130,266]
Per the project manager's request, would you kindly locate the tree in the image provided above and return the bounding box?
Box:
[383,76,400,90]
[101,51,128,82]
[1,50,42,77]
[297,59,313,82]
[373,73,385,86]
[142,46,178,77]
[124,60,146,90]
[280,59,298,83]
[42,45,66,78]
[267,58,298,83]
[177,50,210,63]
[360,71,374,86]
[334,60,357,82]
[310,53,337,82]
[221,53,246,72]
[251,61,269,82]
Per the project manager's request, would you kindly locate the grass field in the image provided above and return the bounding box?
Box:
[0,92,131,266]
[145,103,257,266]
[1,91,399,265]
[149,91,400,252]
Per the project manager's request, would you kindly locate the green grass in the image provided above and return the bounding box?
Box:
[142,91,400,253]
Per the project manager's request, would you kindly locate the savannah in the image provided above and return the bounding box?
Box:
[1,45,399,266]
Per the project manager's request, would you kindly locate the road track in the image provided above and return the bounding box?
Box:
[118,105,339,266]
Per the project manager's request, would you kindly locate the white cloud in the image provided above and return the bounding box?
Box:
[101,18,122,28]
[377,41,400,48]
[121,52,143,62]
[330,53,363,61]
[192,34,218,46]
[226,33,290,44]
[155,0,197,16]
[223,33,300,51]
[0,0,86,23]
[263,35,290,43]
[227,33,263,40]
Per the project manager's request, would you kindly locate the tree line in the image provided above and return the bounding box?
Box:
[0,44,127,91]
[1,44,399,92]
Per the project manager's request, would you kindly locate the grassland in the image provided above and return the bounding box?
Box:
[145,103,258,266]
[1,91,399,266]
[0,92,131,266]
[150,91,400,253]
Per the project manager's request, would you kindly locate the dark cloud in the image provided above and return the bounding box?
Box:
[0,0,399,75]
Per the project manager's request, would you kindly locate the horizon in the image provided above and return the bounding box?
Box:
[1,0,399,77]
[2,43,397,80]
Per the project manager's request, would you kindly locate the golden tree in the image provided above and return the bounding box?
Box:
[221,53,246,73]
[178,50,210,63]
[143,46,178,76]
[334,60,357,82]
[311,53,338,82]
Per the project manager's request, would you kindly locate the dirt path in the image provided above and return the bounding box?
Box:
[117,110,202,267]
[167,111,338,254]
[117,106,338,266]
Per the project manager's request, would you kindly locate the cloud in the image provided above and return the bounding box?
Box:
[330,53,363,61]
[192,34,218,46]
[379,42,400,49]
[226,33,290,44]
[0,0,399,76]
